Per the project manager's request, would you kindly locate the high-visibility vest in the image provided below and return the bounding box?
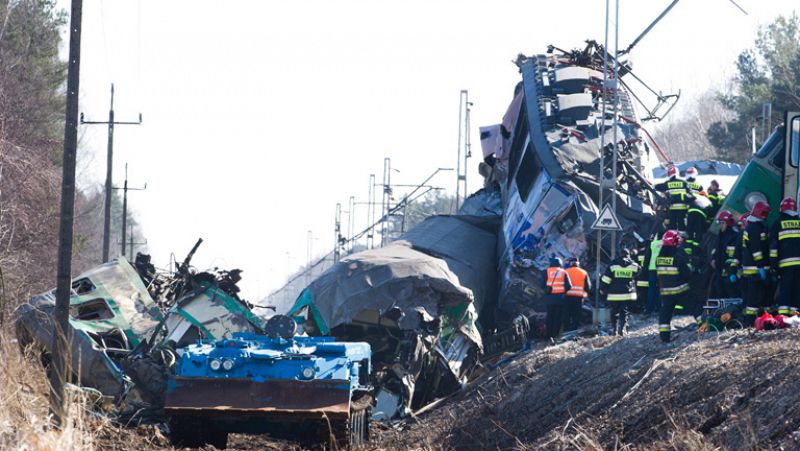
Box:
[565,267,588,298]
[648,240,662,271]
[546,267,567,294]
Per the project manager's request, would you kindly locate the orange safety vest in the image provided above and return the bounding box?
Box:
[546,267,567,294]
[565,267,588,298]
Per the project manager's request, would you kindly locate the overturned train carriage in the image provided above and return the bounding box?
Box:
[483,45,661,319]
[288,215,499,418]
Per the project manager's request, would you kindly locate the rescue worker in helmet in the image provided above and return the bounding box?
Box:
[685,166,703,193]
[544,257,572,339]
[770,197,800,315]
[712,210,741,298]
[741,201,772,325]
[654,165,694,231]
[656,230,692,343]
[707,179,726,218]
[563,257,591,332]
[634,242,650,314]
[686,192,714,246]
[731,212,750,300]
[599,248,639,336]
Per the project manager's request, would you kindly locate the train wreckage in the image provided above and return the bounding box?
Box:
[15,40,677,436]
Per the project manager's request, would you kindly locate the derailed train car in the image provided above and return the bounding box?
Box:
[480,43,664,321]
[15,243,267,420]
[287,215,499,419]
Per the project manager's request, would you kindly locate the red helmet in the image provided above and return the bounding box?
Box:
[662,229,682,247]
[666,165,678,178]
[751,200,771,219]
[738,213,750,228]
[780,196,798,213]
[716,210,735,228]
[685,167,698,178]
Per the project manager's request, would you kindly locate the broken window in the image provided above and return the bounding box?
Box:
[71,278,96,295]
[516,142,539,202]
[174,325,202,349]
[70,298,115,321]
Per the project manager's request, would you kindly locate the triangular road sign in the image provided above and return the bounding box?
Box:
[591,204,623,231]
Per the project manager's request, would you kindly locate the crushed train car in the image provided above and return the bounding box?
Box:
[287,215,499,419]
[478,43,667,322]
[14,240,266,420]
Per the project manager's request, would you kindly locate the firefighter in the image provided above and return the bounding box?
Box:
[645,230,664,314]
[685,166,703,193]
[731,212,750,300]
[686,193,714,247]
[741,201,772,325]
[770,197,800,315]
[655,165,694,231]
[544,257,572,339]
[564,257,591,331]
[656,230,692,343]
[635,244,650,313]
[712,210,740,298]
[707,179,726,218]
[600,249,639,335]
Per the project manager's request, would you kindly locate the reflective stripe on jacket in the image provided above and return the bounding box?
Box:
[565,267,590,298]
[770,214,800,268]
[546,267,569,294]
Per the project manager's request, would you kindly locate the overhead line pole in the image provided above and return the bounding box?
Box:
[51,0,83,428]
[113,163,146,258]
[81,84,142,262]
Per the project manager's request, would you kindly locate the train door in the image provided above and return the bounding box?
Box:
[784,111,800,202]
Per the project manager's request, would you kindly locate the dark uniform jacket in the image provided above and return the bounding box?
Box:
[714,227,740,276]
[770,212,800,269]
[655,246,692,296]
[742,219,770,275]
[654,178,694,211]
[600,257,640,301]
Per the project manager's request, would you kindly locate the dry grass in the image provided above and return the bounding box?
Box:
[0,332,99,450]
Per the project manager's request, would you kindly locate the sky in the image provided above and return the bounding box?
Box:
[58,0,798,301]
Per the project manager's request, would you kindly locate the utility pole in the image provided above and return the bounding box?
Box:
[347,196,355,252]
[51,0,83,428]
[367,174,375,249]
[120,223,147,261]
[113,163,146,258]
[455,90,472,212]
[381,158,392,247]
[334,203,342,263]
[81,84,142,263]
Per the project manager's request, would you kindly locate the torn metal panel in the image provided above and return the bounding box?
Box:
[490,45,662,320]
[14,244,267,422]
[287,215,499,417]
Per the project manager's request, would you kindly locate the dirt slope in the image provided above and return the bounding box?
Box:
[376,318,800,450]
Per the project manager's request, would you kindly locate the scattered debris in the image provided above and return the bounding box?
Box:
[14,239,265,422]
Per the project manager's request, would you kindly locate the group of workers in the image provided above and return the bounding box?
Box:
[542,164,800,343]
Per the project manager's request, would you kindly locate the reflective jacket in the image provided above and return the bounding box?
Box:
[714,227,740,275]
[545,266,572,295]
[686,178,703,193]
[742,218,770,275]
[600,257,639,301]
[636,249,649,288]
[565,266,591,298]
[770,212,800,269]
[655,177,694,211]
[656,246,692,296]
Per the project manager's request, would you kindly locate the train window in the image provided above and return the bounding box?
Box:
[772,145,785,168]
[515,143,538,202]
[756,131,782,159]
[791,117,799,167]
